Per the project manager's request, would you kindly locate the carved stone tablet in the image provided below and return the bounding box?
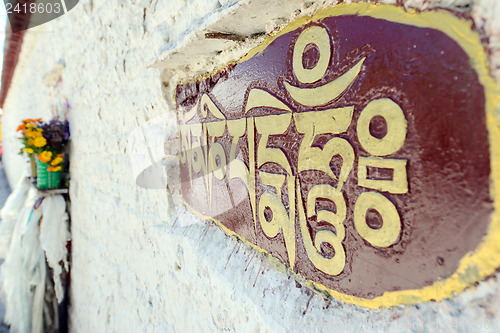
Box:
[175,4,500,307]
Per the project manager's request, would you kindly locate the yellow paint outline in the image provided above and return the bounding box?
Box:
[179,3,500,308]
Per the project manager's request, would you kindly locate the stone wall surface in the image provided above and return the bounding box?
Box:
[1,0,500,332]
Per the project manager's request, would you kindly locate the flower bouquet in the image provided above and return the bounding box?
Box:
[17,118,70,189]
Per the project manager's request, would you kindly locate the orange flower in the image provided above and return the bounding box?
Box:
[25,129,36,138]
[22,118,41,124]
[33,136,47,147]
[57,154,62,157]
[27,139,34,146]
[16,124,26,132]
[38,151,52,163]
[51,157,63,166]
[26,129,41,138]
[47,166,61,172]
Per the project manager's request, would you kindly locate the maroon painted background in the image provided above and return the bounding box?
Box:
[176,15,491,298]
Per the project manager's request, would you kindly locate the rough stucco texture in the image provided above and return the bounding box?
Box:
[1,0,500,332]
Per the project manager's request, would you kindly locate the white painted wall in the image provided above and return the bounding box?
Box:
[1,0,500,332]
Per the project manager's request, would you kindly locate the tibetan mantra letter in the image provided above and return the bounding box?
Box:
[175,4,500,307]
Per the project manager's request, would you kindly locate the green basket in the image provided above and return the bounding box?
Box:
[36,159,61,189]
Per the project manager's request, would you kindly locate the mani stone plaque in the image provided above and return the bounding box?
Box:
[175,3,500,308]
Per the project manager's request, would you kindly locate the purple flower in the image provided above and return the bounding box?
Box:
[41,119,70,151]
[64,120,70,141]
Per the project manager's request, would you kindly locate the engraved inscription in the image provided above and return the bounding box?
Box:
[175,5,495,307]
[179,24,408,275]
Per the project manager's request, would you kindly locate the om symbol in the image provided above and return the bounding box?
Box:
[244,24,408,276]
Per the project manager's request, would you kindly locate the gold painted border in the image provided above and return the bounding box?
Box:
[180,3,500,308]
